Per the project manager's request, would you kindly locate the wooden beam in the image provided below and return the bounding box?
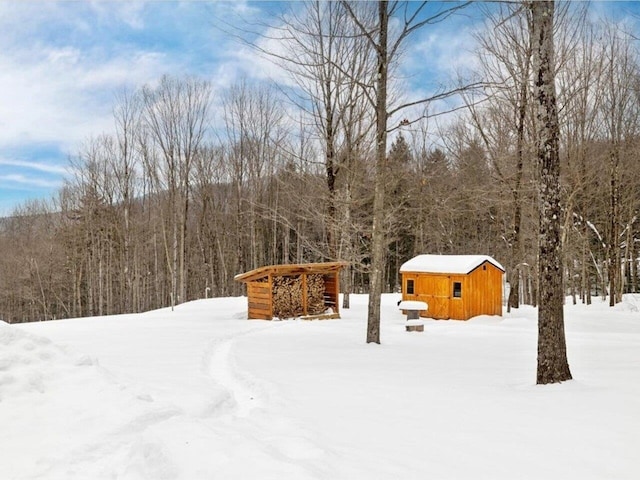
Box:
[333,272,340,314]
[267,274,273,319]
[302,273,308,316]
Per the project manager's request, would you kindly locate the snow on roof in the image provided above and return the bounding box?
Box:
[399,254,505,274]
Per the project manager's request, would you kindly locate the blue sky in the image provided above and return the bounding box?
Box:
[0,1,637,216]
[0,0,261,215]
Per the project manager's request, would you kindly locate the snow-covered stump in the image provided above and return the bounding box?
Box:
[398,301,428,332]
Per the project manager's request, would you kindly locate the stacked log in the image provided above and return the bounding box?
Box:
[306,274,326,315]
[272,274,327,318]
[272,275,303,319]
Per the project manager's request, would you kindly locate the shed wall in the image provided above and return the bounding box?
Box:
[466,263,503,317]
[247,279,272,320]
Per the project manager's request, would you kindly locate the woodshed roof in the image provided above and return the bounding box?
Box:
[234,262,347,283]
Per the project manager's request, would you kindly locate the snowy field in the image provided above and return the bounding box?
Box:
[2,294,639,480]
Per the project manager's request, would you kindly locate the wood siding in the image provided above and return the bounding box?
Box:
[466,263,503,318]
[401,261,503,320]
[323,274,340,314]
[247,280,272,320]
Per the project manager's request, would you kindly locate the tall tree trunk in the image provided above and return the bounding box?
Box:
[172,198,179,310]
[342,180,353,310]
[507,71,528,311]
[366,0,389,344]
[530,0,572,384]
[630,218,638,293]
[325,97,338,259]
[608,150,620,306]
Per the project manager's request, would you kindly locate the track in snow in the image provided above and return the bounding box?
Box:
[207,337,263,417]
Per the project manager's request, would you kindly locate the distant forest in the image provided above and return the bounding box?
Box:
[1,3,638,323]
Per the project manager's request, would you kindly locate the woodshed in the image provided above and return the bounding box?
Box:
[234,262,346,320]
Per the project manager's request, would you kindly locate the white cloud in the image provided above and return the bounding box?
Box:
[0,173,62,189]
[0,2,277,157]
[91,1,147,30]
[0,44,174,150]
[47,47,82,65]
[0,159,69,175]
[407,22,482,86]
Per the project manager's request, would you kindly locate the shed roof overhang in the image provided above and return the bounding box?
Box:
[234,262,347,283]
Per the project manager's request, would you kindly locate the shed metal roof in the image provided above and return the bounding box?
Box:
[399,255,505,275]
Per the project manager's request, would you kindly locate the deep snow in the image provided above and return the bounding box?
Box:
[1,294,638,479]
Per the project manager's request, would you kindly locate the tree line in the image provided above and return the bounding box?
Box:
[0,1,638,326]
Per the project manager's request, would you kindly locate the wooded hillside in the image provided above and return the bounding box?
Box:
[0,3,638,323]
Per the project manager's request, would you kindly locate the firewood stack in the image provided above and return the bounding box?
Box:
[272,275,303,318]
[306,274,326,315]
[272,274,327,318]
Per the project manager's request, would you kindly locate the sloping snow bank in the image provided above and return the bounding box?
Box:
[0,320,170,478]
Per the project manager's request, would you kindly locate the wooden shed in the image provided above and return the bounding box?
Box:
[400,255,504,320]
[234,262,346,320]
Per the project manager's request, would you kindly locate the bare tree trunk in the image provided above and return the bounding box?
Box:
[172,198,179,309]
[623,215,632,296]
[630,218,638,293]
[531,0,572,384]
[508,73,528,311]
[608,150,619,306]
[342,180,354,310]
[365,1,390,344]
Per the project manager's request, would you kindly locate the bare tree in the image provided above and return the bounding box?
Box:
[238,1,376,304]
[598,24,639,305]
[110,89,143,312]
[343,0,472,343]
[141,75,212,309]
[530,0,572,384]
[467,3,533,311]
[221,80,286,274]
[556,19,604,306]
[283,2,376,308]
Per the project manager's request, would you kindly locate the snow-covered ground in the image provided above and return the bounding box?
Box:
[2,294,639,479]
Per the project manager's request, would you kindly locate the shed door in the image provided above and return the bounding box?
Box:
[418,275,449,319]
